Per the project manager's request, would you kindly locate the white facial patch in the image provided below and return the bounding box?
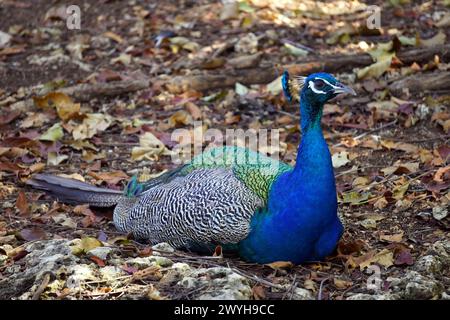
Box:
[308,80,326,94]
[316,77,340,90]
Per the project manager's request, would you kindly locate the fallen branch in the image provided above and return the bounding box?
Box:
[10,79,150,111]
[165,44,450,92]
[59,79,150,102]
[389,70,450,95]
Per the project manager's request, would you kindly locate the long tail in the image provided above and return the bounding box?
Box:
[26,174,125,207]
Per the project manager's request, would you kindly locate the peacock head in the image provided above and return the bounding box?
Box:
[282,71,356,105]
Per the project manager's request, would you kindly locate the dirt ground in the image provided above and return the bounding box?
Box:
[0,0,449,300]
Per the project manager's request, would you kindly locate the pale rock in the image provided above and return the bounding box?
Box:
[66,264,97,289]
[100,266,126,283]
[346,293,398,300]
[178,267,252,300]
[87,246,114,260]
[0,240,78,299]
[291,288,314,300]
[415,255,443,275]
[402,271,444,299]
[126,255,174,268]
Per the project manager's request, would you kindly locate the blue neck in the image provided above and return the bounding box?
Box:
[239,90,340,263]
[287,91,334,191]
[295,97,332,180]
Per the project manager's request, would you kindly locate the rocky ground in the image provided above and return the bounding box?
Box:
[0,0,449,299]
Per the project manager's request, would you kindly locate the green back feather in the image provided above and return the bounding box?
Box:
[135,146,292,201]
[188,146,292,201]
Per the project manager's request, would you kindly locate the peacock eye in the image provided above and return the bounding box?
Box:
[314,79,325,89]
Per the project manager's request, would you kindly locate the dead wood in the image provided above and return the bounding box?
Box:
[59,79,150,102]
[389,70,450,95]
[10,79,150,111]
[165,44,450,92]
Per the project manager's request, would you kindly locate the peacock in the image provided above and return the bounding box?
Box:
[27,72,356,264]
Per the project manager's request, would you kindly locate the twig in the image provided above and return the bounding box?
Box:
[382,134,450,144]
[335,165,385,178]
[353,168,437,193]
[283,274,298,300]
[317,277,329,300]
[32,272,51,300]
[227,264,284,290]
[332,120,397,148]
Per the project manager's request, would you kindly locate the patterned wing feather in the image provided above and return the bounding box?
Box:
[115,168,265,248]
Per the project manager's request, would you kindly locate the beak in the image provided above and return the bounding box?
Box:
[333,83,356,96]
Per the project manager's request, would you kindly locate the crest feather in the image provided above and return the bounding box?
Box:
[282,71,306,102]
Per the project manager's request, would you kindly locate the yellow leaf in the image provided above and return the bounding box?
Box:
[265,261,294,270]
[33,92,80,121]
[357,55,393,79]
[103,31,124,43]
[333,278,353,289]
[359,249,394,270]
[393,182,409,200]
[58,173,85,181]
[357,42,395,79]
[71,237,103,255]
[168,110,192,127]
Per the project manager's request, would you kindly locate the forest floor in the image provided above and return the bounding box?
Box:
[0,0,449,300]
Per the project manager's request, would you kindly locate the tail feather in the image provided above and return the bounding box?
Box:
[27,174,124,207]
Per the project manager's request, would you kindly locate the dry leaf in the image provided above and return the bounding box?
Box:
[88,171,129,185]
[18,227,47,241]
[131,132,173,161]
[333,278,353,289]
[168,110,192,127]
[266,261,294,270]
[71,237,103,255]
[373,196,388,209]
[379,232,404,242]
[34,92,80,121]
[47,152,69,166]
[103,31,124,43]
[185,102,202,120]
[358,249,394,270]
[252,285,266,300]
[16,191,29,216]
[73,113,113,140]
[332,151,350,168]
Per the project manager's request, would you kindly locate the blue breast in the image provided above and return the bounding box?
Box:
[238,121,343,264]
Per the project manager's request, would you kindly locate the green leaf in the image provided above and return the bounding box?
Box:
[39,123,64,142]
[235,82,249,96]
[284,43,308,57]
[238,1,255,13]
[398,35,417,46]
[341,191,371,205]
